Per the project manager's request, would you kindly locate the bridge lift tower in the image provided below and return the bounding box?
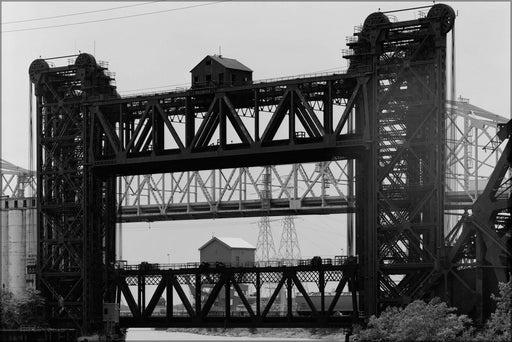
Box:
[28,4,510,335]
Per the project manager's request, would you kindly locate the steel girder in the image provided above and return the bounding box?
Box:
[346,6,455,314]
[115,261,359,328]
[27,4,467,334]
[117,162,355,222]
[85,74,365,175]
[445,99,509,211]
[31,56,364,333]
[30,55,118,333]
[442,123,511,324]
[0,159,36,198]
[3,95,506,219]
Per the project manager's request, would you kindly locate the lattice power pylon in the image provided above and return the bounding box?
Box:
[278,215,302,263]
[256,216,277,262]
[255,166,277,262]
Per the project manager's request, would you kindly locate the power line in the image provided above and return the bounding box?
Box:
[2,1,229,33]
[2,2,162,25]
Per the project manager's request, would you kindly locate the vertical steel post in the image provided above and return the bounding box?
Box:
[166,274,173,319]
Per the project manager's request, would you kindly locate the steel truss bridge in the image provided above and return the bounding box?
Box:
[3,104,507,219]
[25,3,511,335]
[116,257,359,328]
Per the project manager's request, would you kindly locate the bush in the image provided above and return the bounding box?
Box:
[0,288,45,329]
[355,298,472,341]
[476,278,511,341]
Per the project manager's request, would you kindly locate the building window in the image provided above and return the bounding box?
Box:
[206,74,211,83]
[231,74,236,85]
[218,73,224,85]
[193,76,199,85]
[235,256,240,265]
[206,59,211,66]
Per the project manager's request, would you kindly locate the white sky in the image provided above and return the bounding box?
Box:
[1,1,510,264]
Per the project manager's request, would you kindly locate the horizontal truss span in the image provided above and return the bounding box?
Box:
[119,197,352,222]
[82,72,366,174]
[117,162,355,222]
[116,260,359,328]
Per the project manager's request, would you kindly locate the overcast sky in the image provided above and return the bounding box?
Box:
[1,1,510,264]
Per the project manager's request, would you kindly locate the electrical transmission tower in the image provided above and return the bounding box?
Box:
[277,215,302,309]
[256,216,277,262]
[256,166,276,262]
[278,215,302,264]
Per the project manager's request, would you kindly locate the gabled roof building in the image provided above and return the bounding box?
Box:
[198,236,256,266]
[190,55,253,88]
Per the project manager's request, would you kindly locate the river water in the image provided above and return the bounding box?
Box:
[125,328,327,341]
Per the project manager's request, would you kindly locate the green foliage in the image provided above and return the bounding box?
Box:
[355,298,473,342]
[0,288,45,329]
[476,278,511,341]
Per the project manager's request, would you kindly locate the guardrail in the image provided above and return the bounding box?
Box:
[115,255,359,271]
[253,70,348,85]
[117,70,350,98]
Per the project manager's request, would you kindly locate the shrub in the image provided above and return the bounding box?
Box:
[355,297,472,341]
[476,278,511,341]
[0,288,45,329]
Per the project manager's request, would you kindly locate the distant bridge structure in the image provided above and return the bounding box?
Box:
[1,160,36,199]
[25,3,511,336]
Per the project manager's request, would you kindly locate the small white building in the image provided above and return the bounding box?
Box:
[198,237,256,266]
[198,237,256,313]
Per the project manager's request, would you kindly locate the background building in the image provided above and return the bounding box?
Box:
[191,55,252,88]
[199,236,256,266]
[198,237,256,314]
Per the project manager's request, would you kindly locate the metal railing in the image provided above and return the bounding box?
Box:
[118,69,350,98]
[115,255,358,271]
[253,69,348,85]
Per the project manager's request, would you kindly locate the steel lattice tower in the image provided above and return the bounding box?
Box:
[256,216,277,262]
[278,215,302,262]
[256,166,277,262]
[29,54,118,333]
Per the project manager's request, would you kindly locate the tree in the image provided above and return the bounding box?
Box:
[355,298,472,342]
[0,288,45,329]
[16,288,46,327]
[477,277,511,341]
